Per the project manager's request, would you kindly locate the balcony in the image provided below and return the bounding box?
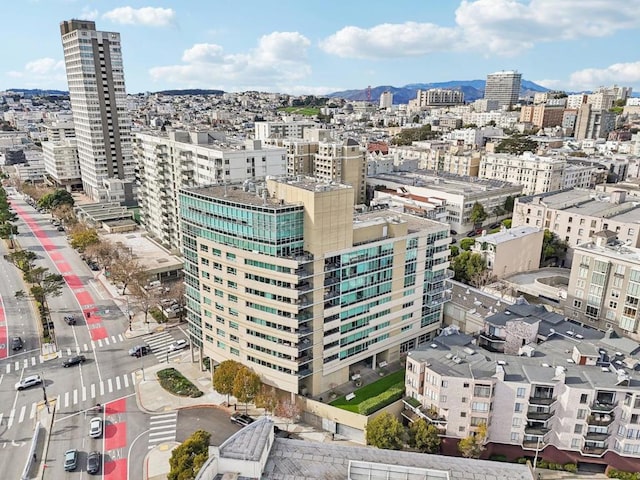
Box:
[584,431,610,442]
[527,410,554,421]
[401,398,448,429]
[525,426,550,436]
[529,395,556,406]
[587,413,614,426]
[296,281,313,293]
[581,444,607,457]
[590,401,616,414]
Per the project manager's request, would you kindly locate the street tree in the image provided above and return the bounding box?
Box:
[232,365,262,414]
[469,202,487,226]
[168,429,210,480]
[84,239,116,267]
[0,221,18,248]
[69,227,100,252]
[51,203,77,226]
[408,419,441,453]
[254,385,279,415]
[37,189,74,210]
[7,249,37,272]
[109,250,146,295]
[366,412,405,450]
[129,281,162,325]
[274,397,301,431]
[504,195,515,213]
[213,360,241,404]
[459,238,475,251]
[458,422,487,458]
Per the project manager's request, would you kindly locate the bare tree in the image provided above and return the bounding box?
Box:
[129,281,162,324]
[109,249,146,295]
[274,398,301,431]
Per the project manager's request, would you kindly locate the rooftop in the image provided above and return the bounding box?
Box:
[477,226,541,244]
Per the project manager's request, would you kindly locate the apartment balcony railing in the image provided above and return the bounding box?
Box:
[479,332,506,342]
[296,281,313,292]
[590,401,617,414]
[584,430,610,442]
[587,414,614,426]
[529,396,557,406]
[524,426,550,436]
[296,366,313,378]
[401,398,448,427]
[526,410,554,421]
[581,445,607,457]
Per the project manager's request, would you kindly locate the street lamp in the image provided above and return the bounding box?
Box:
[41,372,50,413]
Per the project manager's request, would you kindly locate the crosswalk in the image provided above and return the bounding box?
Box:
[0,372,136,430]
[145,331,188,363]
[148,412,178,449]
[4,355,42,374]
[63,333,127,356]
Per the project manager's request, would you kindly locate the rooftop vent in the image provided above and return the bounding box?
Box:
[430,343,438,349]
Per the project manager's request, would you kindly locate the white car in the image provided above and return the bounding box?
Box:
[168,339,189,352]
[15,375,43,391]
[89,417,103,438]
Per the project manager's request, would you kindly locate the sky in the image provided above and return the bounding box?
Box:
[2,0,640,96]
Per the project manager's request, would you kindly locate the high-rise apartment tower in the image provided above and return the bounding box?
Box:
[60,20,136,204]
[484,70,522,109]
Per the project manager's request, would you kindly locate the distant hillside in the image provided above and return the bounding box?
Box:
[6,88,69,97]
[153,89,224,96]
[327,79,549,104]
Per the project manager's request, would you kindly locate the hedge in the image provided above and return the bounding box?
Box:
[607,469,640,480]
[358,383,404,415]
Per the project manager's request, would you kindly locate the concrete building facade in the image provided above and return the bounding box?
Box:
[60,20,135,203]
[314,138,367,205]
[484,71,522,109]
[479,152,566,195]
[179,177,451,397]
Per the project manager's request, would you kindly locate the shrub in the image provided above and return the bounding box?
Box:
[607,469,640,480]
[150,307,166,323]
[564,464,578,473]
[516,457,528,464]
[489,454,507,462]
[157,368,203,398]
[358,383,404,415]
[537,460,548,469]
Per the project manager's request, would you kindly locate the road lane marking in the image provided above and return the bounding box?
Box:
[149,413,177,421]
[99,381,104,396]
[104,337,110,346]
[83,343,88,351]
[118,334,124,342]
[31,357,36,366]
[23,359,27,369]
[116,376,121,390]
[29,402,36,419]
[73,389,78,405]
[0,413,3,425]
[64,391,70,407]
[123,375,129,388]
[82,386,87,402]
[131,372,136,384]
[149,430,176,438]
[7,409,14,428]
[14,361,18,371]
[107,378,113,393]
[111,336,117,343]
[18,405,25,424]
[5,364,9,374]
[91,383,96,398]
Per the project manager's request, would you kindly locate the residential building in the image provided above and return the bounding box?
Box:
[484,71,522,109]
[574,104,616,140]
[379,91,393,109]
[471,226,544,278]
[512,189,640,267]
[254,120,317,140]
[519,105,565,128]
[405,304,640,470]
[42,139,81,189]
[411,89,465,108]
[567,94,588,110]
[314,138,367,205]
[367,171,522,233]
[565,231,640,340]
[587,92,615,111]
[479,152,566,195]
[179,176,451,397]
[134,130,286,252]
[60,20,135,203]
[263,138,318,176]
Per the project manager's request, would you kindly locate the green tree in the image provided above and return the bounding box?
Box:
[408,419,441,453]
[459,238,475,251]
[168,429,210,480]
[37,189,74,210]
[449,245,460,257]
[7,249,37,272]
[503,195,515,213]
[541,229,568,266]
[366,412,405,449]
[469,202,487,226]
[213,360,241,404]
[451,251,487,284]
[458,423,487,458]
[502,218,512,228]
[494,137,538,155]
[232,365,262,413]
[69,228,100,252]
[254,384,279,414]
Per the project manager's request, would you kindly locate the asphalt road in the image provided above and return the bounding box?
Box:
[176,406,242,446]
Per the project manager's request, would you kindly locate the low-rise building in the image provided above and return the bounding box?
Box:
[479,152,566,195]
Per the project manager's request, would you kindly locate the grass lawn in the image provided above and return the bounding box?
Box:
[330,370,405,412]
[278,106,320,116]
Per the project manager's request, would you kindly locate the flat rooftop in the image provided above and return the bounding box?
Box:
[101,231,182,272]
[354,209,450,234]
[577,238,640,264]
[478,226,541,244]
[369,171,520,195]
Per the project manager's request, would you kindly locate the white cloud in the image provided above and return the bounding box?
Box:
[3,57,66,88]
[149,32,312,91]
[569,61,640,91]
[80,6,99,21]
[102,6,175,27]
[319,0,640,59]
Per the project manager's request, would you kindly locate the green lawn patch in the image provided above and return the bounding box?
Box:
[330,370,405,414]
[157,368,203,397]
[278,106,320,116]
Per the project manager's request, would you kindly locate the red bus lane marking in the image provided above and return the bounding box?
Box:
[10,204,109,342]
[104,398,128,480]
[0,300,7,359]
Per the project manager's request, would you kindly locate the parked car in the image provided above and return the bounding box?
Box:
[64,449,78,471]
[129,345,150,357]
[64,315,76,325]
[466,230,477,237]
[230,413,254,426]
[15,374,43,391]
[10,336,23,351]
[89,417,103,438]
[88,262,100,271]
[168,339,189,352]
[87,451,101,474]
[450,230,458,235]
[489,222,501,229]
[63,355,86,368]
[57,225,65,232]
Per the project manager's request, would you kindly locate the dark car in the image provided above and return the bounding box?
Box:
[57,225,65,232]
[63,355,86,367]
[466,230,477,237]
[230,413,254,426]
[10,336,23,351]
[88,262,100,271]
[87,451,101,474]
[129,345,150,357]
[64,315,76,325]
[450,230,458,235]
[489,222,501,229]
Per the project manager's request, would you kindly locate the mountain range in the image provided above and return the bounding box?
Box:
[326,80,549,104]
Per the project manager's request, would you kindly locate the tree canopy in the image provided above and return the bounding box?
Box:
[458,423,487,458]
[469,202,488,226]
[213,360,241,403]
[232,365,261,412]
[494,137,538,155]
[168,429,210,480]
[451,251,487,284]
[366,412,405,450]
[541,229,568,266]
[408,419,441,453]
[37,189,74,210]
[390,125,440,146]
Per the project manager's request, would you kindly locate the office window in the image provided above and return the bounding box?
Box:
[571,438,581,448]
[512,418,521,427]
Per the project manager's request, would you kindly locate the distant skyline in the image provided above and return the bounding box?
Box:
[2,1,640,95]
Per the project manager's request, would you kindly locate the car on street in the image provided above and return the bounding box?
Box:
[230,413,254,427]
[168,339,189,352]
[89,417,103,438]
[10,336,23,351]
[64,315,76,325]
[62,355,86,367]
[64,449,78,471]
[87,451,101,474]
[129,344,150,357]
[450,230,458,235]
[15,374,43,391]
[489,222,502,229]
[57,225,65,232]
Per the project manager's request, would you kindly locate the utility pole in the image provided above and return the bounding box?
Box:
[41,372,50,413]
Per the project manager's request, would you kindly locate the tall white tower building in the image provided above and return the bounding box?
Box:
[379,91,393,109]
[484,70,522,109]
[60,20,136,204]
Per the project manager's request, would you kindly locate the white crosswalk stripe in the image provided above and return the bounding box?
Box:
[2,354,47,373]
[29,402,37,419]
[116,376,121,390]
[144,332,189,363]
[148,412,178,448]
[31,357,36,366]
